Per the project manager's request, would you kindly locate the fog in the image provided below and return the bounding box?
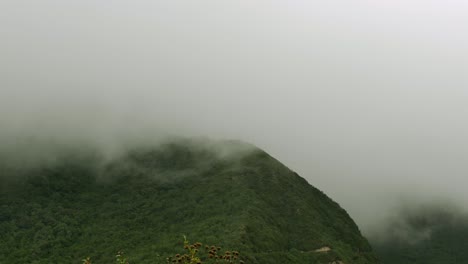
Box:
[1,0,468,233]
[369,200,468,245]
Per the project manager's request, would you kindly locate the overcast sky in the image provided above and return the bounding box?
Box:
[1,0,468,232]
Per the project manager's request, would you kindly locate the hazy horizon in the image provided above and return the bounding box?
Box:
[2,0,468,235]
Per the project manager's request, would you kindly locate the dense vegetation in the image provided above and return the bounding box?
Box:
[370,205,468,264]
[0,139,379,263]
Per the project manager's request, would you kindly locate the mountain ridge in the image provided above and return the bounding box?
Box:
[0,139,379,263]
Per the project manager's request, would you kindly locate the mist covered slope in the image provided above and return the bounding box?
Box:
[370,205,468,264]
[0,139,379,264]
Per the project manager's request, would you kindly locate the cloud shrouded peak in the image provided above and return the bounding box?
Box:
[1,0,468,232]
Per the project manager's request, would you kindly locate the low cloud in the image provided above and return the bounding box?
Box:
[1,0,468,232]
[368,200,468,246]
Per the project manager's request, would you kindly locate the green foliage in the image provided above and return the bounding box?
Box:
[80,237,243,264]
[0,140,379,263]
[165,236,243,264]
[116,251,130,264]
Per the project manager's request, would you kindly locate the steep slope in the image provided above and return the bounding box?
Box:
[0,139,379,263]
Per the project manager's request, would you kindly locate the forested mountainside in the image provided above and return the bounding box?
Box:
[0,139,379,264]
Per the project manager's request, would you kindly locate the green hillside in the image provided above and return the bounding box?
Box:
[0,139,379,264]
[371,205,468,264]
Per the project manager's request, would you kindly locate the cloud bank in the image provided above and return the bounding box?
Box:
[1,0,468,232]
